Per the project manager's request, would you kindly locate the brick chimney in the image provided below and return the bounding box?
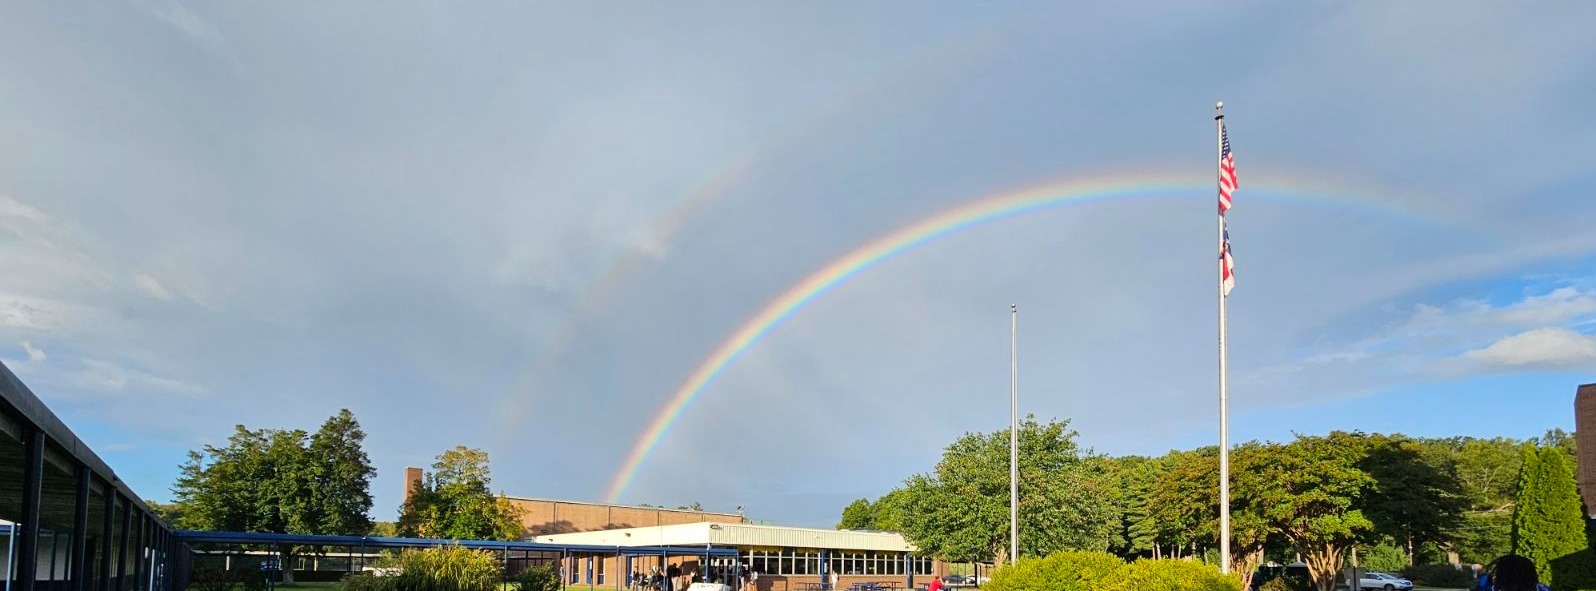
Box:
[1577,384,1595,517]
[404,467,424,504]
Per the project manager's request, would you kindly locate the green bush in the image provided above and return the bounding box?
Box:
[339,546,502,591]
[512,565,560,591]
[1399,564,1474,588]
[1097,559,1241,591]
[1254,577,1293,591]
[984,551,1125,591]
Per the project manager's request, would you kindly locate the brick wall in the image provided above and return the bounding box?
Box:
[1577,384,1595,517]
[506,497,745,536]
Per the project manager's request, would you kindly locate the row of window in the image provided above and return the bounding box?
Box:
[742,550,933,576]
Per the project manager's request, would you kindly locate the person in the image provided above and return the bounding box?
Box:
[828,569,839,591]
[928,576,943,591]
[1480,555,1551,591]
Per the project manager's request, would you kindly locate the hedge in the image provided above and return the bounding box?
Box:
[983,552,1239,591]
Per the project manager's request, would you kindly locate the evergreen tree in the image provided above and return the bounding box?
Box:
[1510,446,1592,589]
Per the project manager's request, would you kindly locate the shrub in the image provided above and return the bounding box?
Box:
[1097,559,1241,591]
[189,567,241,591]
[512,565,560,591]
[395,546,502,591]
[1399,564,1474,588]
[1255,577,1293,591]
[984,551,1124,591]
[342,572,390,591]
[340,546,503,591]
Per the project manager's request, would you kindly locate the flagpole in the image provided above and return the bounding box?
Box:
[1215,101,1233,574]
[1009,303,1019,565]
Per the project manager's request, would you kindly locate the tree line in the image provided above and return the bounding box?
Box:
[837,417,1593,591]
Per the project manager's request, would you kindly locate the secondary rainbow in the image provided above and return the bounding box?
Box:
[601,171,1438,502]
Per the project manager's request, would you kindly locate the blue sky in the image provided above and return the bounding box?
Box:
[1,1,1593,527]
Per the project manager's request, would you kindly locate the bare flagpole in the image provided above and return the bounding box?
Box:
[1009,303,1019,565]
[1216,101,1233,574]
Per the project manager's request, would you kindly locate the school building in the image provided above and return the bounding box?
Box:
[404,467,951,591]
[538,522,945,591]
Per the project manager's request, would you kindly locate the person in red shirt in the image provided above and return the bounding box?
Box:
[928,577,942,591]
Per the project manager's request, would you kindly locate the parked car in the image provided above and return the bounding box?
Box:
[1358,571,1413,591]
[941,575,969,587]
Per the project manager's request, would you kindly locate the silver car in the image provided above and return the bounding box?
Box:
[1358,571,1414,591]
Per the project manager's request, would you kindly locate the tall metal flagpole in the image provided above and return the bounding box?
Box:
[1009,303,1019,565]
[1215,101,1233,574]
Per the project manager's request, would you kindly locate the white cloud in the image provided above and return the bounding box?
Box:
[152,2,224,51]
[73,358,207,397]
[1240,279,1596,398]
[1460,327,1596,369]
[133,273,173,301]
[21,341,45,363]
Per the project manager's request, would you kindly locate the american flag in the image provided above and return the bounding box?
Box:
[1218,122,1237,213]
[1221,219,1235,296]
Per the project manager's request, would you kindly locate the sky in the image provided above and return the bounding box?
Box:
[1,1,1594,528]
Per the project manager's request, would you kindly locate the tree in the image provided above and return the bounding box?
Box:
[172,425,315,581]
[896,417,1119,564]
[1252,433,1376,591]
[144,500,187,525]
[1422,436,1524,563]
[1511,446,1592,589]
[170,410,378,582]
[397,446,525,541]
[309,409,376,536]
[1359,435,1466,565]
[1102,455,1167,558]
[838,498,877,530]
[872,489,909,532]
[1145,443,1274,589]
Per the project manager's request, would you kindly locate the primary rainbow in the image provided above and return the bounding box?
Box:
[601,171,1431,502]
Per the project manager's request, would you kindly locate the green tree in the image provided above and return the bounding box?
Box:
[144,500,187,525]
[397,446,525,541]
[172,425,316,581]
[1145,444,1273,589]
[1103,455,1167,558]
[1422,436,1524,563]
[896,416,1119,564]
[309,409,376,536]
[872,489,909,532]
[1359,435,1466,565]
[1254,433,1376,591]
[838,498,877,530]
[1510,446,1592,589]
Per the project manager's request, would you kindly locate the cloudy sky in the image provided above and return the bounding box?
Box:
[2,1,1594,527]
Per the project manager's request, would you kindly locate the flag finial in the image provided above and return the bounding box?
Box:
[1216,101,1224,111]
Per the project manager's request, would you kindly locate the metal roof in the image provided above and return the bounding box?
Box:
[537,522,919,553]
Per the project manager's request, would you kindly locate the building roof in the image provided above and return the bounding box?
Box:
[536,522,918,553]
[503,495,746,520]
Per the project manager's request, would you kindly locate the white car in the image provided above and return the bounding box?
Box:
[1358,571,1413,591]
